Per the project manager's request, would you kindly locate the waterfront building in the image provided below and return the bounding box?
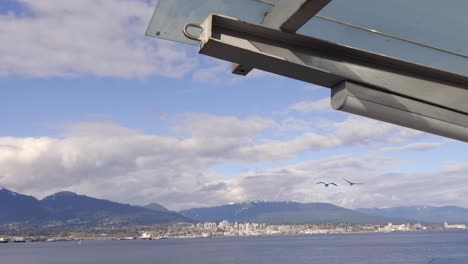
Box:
[443,222,466,230]
[139,232,152,240]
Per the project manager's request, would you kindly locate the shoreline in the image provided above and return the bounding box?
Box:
[1,228,467,244]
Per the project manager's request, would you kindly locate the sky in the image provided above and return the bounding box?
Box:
[0,0,467,211]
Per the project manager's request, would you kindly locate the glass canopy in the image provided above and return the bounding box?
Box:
[146,0,468,76]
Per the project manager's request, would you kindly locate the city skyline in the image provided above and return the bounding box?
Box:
[1,0,467,211]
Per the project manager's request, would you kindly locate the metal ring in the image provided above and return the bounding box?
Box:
[182,23,203,41]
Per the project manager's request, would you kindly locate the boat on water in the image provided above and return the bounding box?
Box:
[0,238,8,243]
[13,237,26,243]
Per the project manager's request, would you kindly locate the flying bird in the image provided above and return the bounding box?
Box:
[316,182,337,187]
[344,179,364,186]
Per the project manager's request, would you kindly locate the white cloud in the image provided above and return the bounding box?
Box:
[233,116,423,161]
[193,60,234,83]
[289,98,331,113]
[225,155,468,209]
[0,112,455,210]
[0,115,277,210]
[380,142,446,152]
[277,117,314,132]
[0,129,217,210]
[0,0,277,81]
[225,155,393,204]
[0,0,196,78]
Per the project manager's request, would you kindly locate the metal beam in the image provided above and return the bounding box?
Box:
[190,14,468,141]
[188,14,468,124]
[232,0,331,75]
[264,0,332,32]
[332,81,468,142]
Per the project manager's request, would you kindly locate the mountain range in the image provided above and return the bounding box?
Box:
[356,206,468,224]
[2,187,468,226]
[180,201,398,224]
[0,188,191,226]
[183,202,468,225]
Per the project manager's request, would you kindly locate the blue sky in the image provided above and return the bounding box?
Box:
[0,0,467,210]
[1,73,323,136]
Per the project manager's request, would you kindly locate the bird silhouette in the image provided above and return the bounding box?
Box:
[316,182,337,187]
[344,179,364,186]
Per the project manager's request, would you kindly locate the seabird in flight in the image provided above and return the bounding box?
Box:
[316,182,337,187]
[344,179,364,186]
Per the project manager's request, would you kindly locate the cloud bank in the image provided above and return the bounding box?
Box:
[0,0,195,78]
[0,113,457,210]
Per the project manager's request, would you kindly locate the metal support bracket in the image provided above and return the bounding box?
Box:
[232,0,332,75]
[184,14,468,141]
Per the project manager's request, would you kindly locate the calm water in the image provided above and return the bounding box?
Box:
[1,231,468,264]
